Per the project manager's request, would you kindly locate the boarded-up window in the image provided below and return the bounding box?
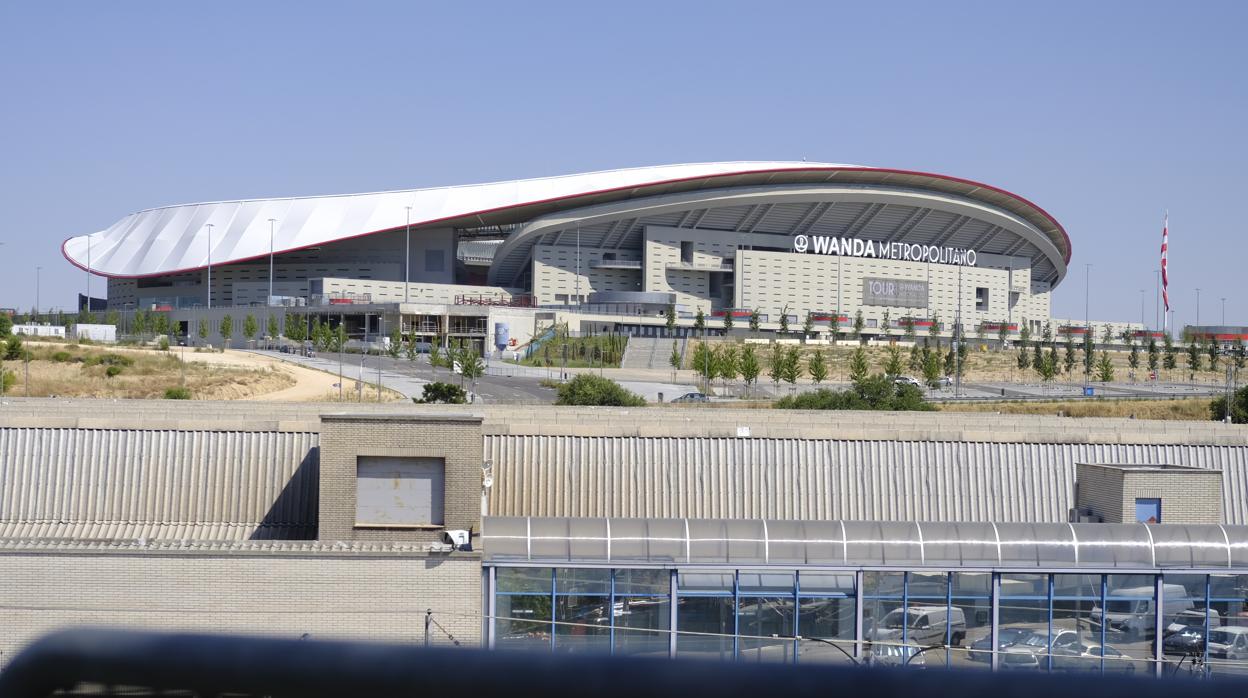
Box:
[356,456,445,526]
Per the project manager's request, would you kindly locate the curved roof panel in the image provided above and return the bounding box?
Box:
[483,517,1247,570]
[63,161,1070,279]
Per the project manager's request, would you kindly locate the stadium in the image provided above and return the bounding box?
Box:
[62,162,1097,351]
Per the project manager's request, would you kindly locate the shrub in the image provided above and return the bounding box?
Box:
[51,351,73,363]
[0,369,15,394]
[158,336,170,351]
[774,374,934,412]
[105,365,123,378]
[164,386,192,400]
[555,374,646,406]
[0,314,11,338]
[1211,386,1248,424]
[416,382,468,404]
[4,335,23,360]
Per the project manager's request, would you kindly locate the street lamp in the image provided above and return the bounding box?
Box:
[1221,297,1227,325]
[205,223,215,310]
[1195,288,1201,328]
[404,206,412,304]
[35,266,42,320]
[86,234,92,311]
[1140,290,1146,329]
[268,218,277,306]
[1084,263,1092,386]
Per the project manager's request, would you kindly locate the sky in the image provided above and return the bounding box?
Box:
[1,1,1245,328]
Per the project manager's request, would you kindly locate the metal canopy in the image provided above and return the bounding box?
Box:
[482,517,1248,570]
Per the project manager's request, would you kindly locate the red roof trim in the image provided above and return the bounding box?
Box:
[63,166,1071,280]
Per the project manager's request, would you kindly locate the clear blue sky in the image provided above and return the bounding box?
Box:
[1,1,1244,328]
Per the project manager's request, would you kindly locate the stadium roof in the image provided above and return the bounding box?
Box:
[63,162,1071,280]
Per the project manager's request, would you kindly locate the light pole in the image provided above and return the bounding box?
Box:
[1195,288,1201,328]
[1140,290,1146,329]
[205,223,215,310]
[268,218,277,306]
[1154,269,1161,331]
[404,206,412,304]
[1221,297,1227,325]
[86,234,92,312]
[1084,263,1092,387]
[35,266,42,321]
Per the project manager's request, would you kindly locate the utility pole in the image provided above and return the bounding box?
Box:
[268,218,277,306]
[1154,269,1161,331]
[1196,288,1202,328]
[404,206,412,304]
[377,315,384,402]
[1084,263,1092,388]
[338,313,344,401]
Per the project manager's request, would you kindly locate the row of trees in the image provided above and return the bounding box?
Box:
[679,340,973,394]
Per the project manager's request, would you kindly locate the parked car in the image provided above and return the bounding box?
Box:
[968,627,1032,662]
[871,606,967,646]
[893,376,922,388]
[1001,629,1082,668]
[869,642,926,668]
[1163,625,1207,656]
[1166,608,1221,637]
[671,392,709,403]
[933,376,952,388]
[1052,643,1134,673]
[1206,626,1248,660]
[998,647,1043,671]
[1091,583,1195,640]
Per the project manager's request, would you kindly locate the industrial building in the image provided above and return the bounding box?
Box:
[2,399,1247,677]
[62,163,1142,350]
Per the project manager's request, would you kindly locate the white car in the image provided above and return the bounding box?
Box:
[893,376,922,388]
[1207,626,1248,660]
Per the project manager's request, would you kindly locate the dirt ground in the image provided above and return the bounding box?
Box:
[0,340,400,401]
[940,397,1213,420]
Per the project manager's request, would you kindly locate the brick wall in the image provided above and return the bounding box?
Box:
[0,549,483,664]
[1076,465,1124,522]
[318,414,483,543]
[1120,470,1223,524]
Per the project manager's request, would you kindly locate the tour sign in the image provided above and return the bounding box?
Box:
[792,234,977,267]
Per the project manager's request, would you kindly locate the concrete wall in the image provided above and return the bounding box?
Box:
[0,547,482,663]
[532,244,642,306]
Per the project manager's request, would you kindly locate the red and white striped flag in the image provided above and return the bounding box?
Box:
[1160,213,1170,324]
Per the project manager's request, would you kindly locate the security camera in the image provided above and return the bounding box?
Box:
[442,529,472,551]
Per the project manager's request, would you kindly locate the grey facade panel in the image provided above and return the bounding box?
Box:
[0,427,319,541]
[484,436,1248,525]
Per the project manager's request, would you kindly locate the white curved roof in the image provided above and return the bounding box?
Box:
[63,161,1069,279]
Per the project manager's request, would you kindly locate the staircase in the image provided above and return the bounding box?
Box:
[621,336,670,370]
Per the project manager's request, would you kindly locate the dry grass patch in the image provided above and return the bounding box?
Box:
[939,397,1213,421]
[4,344,294,399]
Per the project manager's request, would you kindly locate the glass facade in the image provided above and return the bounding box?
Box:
[490,566,1248,678]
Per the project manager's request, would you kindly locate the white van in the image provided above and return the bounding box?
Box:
[1091,583,1194,640]
[1207,626,1248,660]
[872,605,968,646]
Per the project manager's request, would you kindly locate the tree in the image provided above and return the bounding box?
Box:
[1163,337,1178,373]
[1211,385,1248,424]
[849,346,869,385]
[808,349,828,384]
[1037,348,1058,385]
[242,314,258,342]
[332,324,347,353]
[457,346,485,397]
[555,374,646,406]
[668,340,681,381]
[104,310,119,327]
[778,305,790,334]
[416,382,467,404]
[1018,321,1031,347]
[692,342,714,389]
[829,312,841,341]
[267,314,280,340]
[1017,346,1031,371]
[852,310,865,339]
[388,327,402,359]
[921,348,942,389]
[286,316,306,343]
[781,346,802,385]
[1041,320,1053,345]
[717,345,738,390]
[768,343,785,387]
[693,308,706,337]
[1082,331,1095,376]
[1101,324,1115,345]
[1063,338,1077,378]
[405,337,419,362]
[219,315,234,348]
[1207,341,1220,373]
[665,304,677,333]
[197,318,209,344]
[908,344,922,373]
[1147,337,1159,374]
[997,322,1010,348]
[1186,342,1202,375]
[739,345,761,395]
[749,308,761,336]
[802,311,815,338]
[880,310,891,337]
[133,310,148,337]
[943,347,956,377]
[1032,342,1044,374]
[928,313,941,348]
[0,314,11,338]
[4,335,24,360]
[884,345,904,377]
[152,313,169,338]
[722,309,734,332]
[1128,342,1140,372]
[1096,351,1115,382]
[903,318,916,342]
[1234,337,1247,370]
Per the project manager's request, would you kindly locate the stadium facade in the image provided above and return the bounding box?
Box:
[59,162,1134,350]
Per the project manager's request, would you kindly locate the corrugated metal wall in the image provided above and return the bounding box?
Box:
[0,428,319,540]
[485,436,1248,524]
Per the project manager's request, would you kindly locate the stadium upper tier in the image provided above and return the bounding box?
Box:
[62,162,1071,285]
